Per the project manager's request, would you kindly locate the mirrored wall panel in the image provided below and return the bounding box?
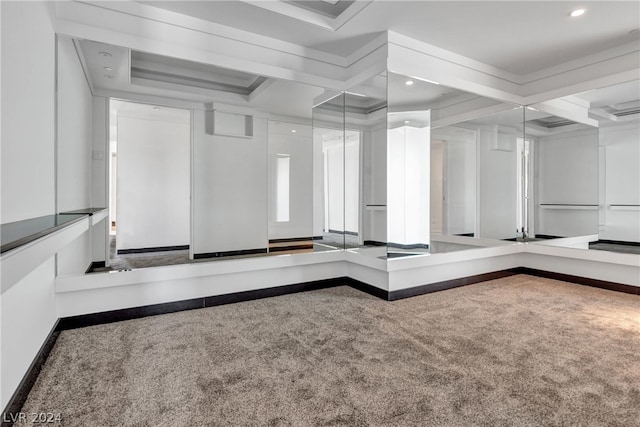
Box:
[527,79,640,254]
[525,109,599,240]
[388,72,524,255]
[344,73,388,257]
[312,93,346,251]
[64,36,353,269]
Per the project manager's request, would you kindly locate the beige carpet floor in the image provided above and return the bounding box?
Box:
[21,275,640,426]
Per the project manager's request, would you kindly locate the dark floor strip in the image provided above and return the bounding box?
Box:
[513,267,639,295]
[389,269,520,301]
[117,245,189,255]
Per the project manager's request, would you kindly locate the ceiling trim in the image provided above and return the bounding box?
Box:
[240,0,373,32]
[56,1,639,108]
[68,1,349,65]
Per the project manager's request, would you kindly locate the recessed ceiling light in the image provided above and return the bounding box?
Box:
[104,66,113,71]
[153,107,161,111]
[98,51,112,57]
[404,120,410,124]
[291,129,297,133]
[104,75,113,79]
[570,8,585,17]
[405,80,414,86]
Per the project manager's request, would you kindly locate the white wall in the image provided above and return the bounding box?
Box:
[599,122,640,242]
[116,110,190,251]
[192,110,268,254]
[267,123,313,240]
[1,1,55,223]
[0,1,58,410]
[56,36,94,274]
[57,36,92,212]
[478,126,518,239]
[535,128,599,237]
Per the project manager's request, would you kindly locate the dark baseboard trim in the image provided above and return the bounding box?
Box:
[388,269,520,301]
[118,245,189,255]
[454,233,475,237]
[56,298,206,331]
[269,244,313,252]
[55,268,638,331]
[204,277,347,307]
[512,267,639,295]
[2,320,60,427]
[56,278,351,332]
[312,236,323,240]
[363,240,386,247]
[194,248,267,259]
[345,278,390,300]
[269,237,313,243]
[593,239,640,247]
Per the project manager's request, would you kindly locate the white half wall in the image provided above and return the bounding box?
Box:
[1,257,57,411]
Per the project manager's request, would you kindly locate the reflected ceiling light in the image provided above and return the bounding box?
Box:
[104,66,113,71]
[153,107,161,110]
[98,51,112,57]
[407,75,440,85]
[526,106,539,111]
[405,80,414,86]
[291,129,297,133]
[404,120,410,124]
[570,8,585,17]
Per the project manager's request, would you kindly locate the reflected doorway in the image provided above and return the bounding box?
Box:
[107,99,191,268]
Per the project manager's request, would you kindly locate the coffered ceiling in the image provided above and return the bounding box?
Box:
[140,1,640,75]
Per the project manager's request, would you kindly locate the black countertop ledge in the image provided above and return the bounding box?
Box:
[1,208,106,254]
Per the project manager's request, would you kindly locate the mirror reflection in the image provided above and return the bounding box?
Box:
[345,74,388,257]
[525,109,599,242]
[388,72,523,255]
[527,79,640,254]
